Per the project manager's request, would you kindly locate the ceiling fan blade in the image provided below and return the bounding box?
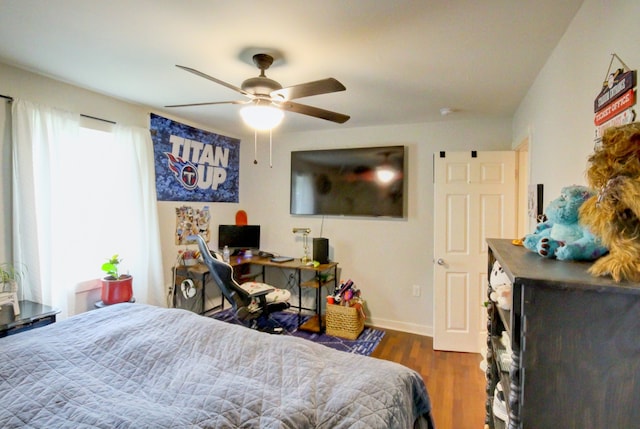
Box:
[271,78,346,101]
[175,65,253,98]
[278,100,350,124]
[165,100,248,108]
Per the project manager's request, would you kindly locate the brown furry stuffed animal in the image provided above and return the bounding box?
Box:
[579,122,640,282]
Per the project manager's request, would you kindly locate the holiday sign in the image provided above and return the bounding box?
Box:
[594,89,636,126]
[594,69,636,113]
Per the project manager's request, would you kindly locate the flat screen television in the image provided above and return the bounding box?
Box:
[218,225,260,251]
[290,145,405,217]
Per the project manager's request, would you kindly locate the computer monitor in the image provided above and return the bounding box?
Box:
[218,225,260,251]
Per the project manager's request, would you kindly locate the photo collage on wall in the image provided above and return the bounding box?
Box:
[175,206,211,245]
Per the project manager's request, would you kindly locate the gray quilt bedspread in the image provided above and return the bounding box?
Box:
[0,304,431,428]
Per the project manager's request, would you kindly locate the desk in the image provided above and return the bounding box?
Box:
[0,300,60,337]
[227,255,339,333]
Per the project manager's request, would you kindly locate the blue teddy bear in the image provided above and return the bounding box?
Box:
[523,185,608,261]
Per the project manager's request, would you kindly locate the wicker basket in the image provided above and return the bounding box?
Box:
[326,303,365,340]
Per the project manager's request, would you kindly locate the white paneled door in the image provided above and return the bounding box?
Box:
[433,151,516,353]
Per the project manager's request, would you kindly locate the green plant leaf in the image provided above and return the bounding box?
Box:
[0,262,25,284]
[101,255,122,278]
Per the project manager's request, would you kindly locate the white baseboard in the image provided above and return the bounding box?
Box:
[367,316,433,337]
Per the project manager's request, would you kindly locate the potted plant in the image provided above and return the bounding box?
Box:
[0,263,23,292]
[100,254,133,305]
[0,262,24,315]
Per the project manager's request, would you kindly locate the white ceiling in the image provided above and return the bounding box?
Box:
[0,0,583,134]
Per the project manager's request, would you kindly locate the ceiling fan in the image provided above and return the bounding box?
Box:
[166,53,350,125]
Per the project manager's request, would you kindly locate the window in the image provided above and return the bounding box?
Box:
[52,126,141,283]
[12,99,163,319]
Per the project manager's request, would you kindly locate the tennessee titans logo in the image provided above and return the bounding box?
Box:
[165,152,198,190]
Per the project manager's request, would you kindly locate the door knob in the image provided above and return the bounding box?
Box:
[436,258,446,265]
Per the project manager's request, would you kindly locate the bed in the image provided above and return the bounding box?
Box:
[0,303,433,428]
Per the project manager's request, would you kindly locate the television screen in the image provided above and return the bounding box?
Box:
[290,146,405,217]
[218,225,260,250]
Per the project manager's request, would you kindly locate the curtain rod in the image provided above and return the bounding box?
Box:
[0,93,116,124]
[80,114,116,125]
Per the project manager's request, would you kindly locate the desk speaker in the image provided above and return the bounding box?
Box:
[313,237,329,264]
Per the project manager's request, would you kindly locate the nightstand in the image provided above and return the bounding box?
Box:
[0,300,60,337]
[95,297,136,308]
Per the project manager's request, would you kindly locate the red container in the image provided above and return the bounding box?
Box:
[101,276,133,305]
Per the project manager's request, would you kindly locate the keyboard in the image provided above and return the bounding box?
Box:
[270,256,294,263]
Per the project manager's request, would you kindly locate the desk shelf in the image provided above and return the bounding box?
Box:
[300,275,335,289]
[296,263,338,333]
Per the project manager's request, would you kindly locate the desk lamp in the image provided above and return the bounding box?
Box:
[292,227,311,263]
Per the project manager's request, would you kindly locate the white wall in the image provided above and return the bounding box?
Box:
[233,119,512,333]
[2,0,636,336]
[158,118,513,333]
[513,0,640,207]
[0,62,512,335]
[0,63,150,128]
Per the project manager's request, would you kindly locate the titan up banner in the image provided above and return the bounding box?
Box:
[150,113,240,202]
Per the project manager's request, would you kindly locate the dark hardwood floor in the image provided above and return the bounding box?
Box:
[370,328,486,429]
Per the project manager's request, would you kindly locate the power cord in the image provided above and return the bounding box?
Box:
[286,272,297,289]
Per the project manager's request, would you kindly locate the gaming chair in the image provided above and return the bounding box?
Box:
[190,235,290,332]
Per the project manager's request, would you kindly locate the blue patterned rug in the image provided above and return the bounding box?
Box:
[211,309,384,356]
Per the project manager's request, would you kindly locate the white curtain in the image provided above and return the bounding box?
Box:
[12,99,164,319]
[112,124,165,307]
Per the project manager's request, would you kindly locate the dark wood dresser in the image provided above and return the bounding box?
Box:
[485,238,640,429]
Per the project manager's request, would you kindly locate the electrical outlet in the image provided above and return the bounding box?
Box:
[412,284,421,297]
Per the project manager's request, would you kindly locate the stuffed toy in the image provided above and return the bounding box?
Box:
[489,261,512,311]
[523,185,608,261]
[579,122,640,282]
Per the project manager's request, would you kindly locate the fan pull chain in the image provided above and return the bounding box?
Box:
[253,129,258,164]
[252,129,275,167]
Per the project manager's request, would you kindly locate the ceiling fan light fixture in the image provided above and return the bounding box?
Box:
[240,104,284,131]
